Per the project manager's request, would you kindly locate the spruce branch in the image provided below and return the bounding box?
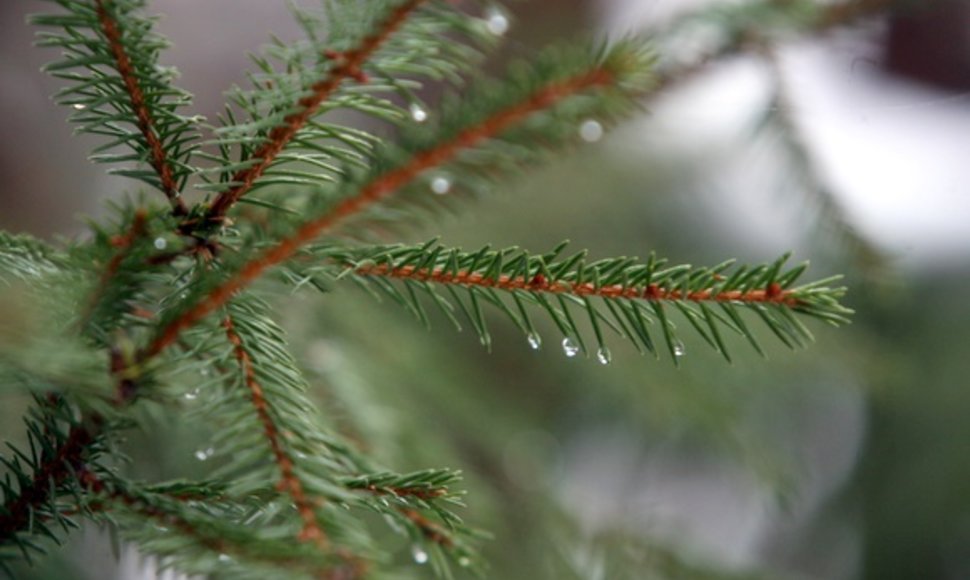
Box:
[3,1,874,576]
[326,241,851,361]
[93,0,187,215]
[648,0,892,96]
[32,0,199,206]
[0,233,63,286]
[0,396,103,566]
[221,314,327,548]
[757,47,886,269]
[78,209,147,332]
[143,43,651,361]
[78,471,363,579]
[204,0,428,226]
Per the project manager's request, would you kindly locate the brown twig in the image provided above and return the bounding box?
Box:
[222,315,327,548]
[354,264,800,306]
[203,0,428,226]
[141,67,616,360]
[94,0,187,216]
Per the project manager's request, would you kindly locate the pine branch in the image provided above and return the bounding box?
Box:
[93,0,186,215]
[203,0,428,226]
[142,43,651,361]
[221,314,327,548]
[325,241,851,361]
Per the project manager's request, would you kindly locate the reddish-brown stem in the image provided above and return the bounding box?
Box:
[222,315,327,548]
[0,425,94,540]
[204,0,427,225]
[358,484,448,501]
[354,263,801,306]
[94,0,187,216]
[79,210,148,332]
[142,68,615,360]
[399,508,453,547]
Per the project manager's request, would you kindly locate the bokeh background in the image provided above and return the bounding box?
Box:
[2,1,970,578]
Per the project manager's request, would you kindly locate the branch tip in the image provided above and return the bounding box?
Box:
[94,0,187,216]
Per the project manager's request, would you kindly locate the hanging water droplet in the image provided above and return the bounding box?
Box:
[458,556,471,568]
[409,102,428,123]
[596,346,612,365]
[194,447,214,461]
[527,332,541,350]
[183,388,199,401]
[72,103,86,110]
[673,339,686,357]
[430,175,451,195]
[579,119,604,143]
[411,544,429,565]
[561,337,580,358]
[484,7,510,36]
[153,237,167,250]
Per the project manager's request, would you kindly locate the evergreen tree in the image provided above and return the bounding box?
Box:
[1,0,893,577]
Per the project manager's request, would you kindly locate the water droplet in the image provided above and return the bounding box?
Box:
[409,102,428,123]
[430,175,451,195]
[411,544,429,565]
[673,339,686,357]
[561,337,580,358]
[153,237,167,250]
[72,103,86,110]
[579,119,604,143]
[458,556,471,567]
[527,332,541,350]
[217,553,232,563]
[484,7,510,36]
[194,447,214,461]
[596,346,612,365]
[183,388,199,401]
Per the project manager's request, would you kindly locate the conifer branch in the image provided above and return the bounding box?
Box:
[399,508,453,548]
[326,241,851,360]
[649,0,892,96]
[143,63,621,360]
[33,0,199,206]
[94,0,187,215]
[221,315,327,548]
[0,422,94,543]
[78,471,361,579]
[354,262,801,307]
[79,209,147,332]
[759,47,885,268]
[203,0,428,226]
